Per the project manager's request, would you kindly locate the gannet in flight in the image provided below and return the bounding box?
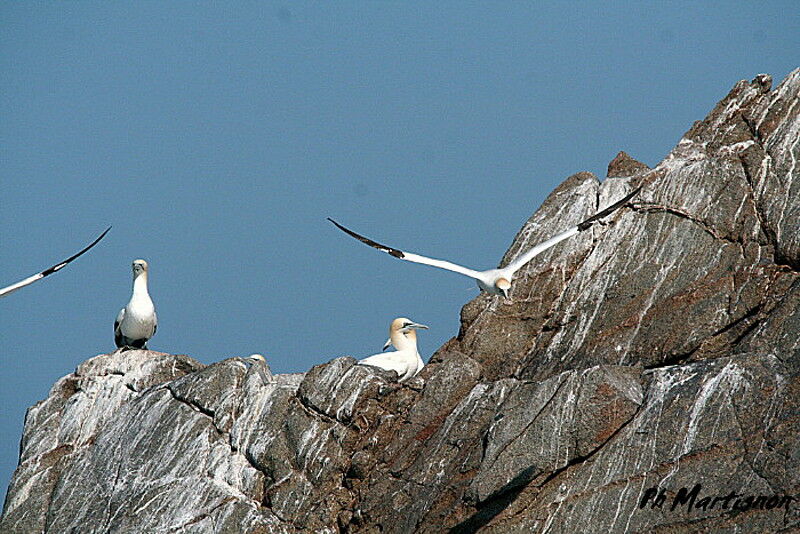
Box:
[358,318,428,382]
[0,227,111,298]
[241,354,271,385]
[114,259,157,350]
[328,186,640,298]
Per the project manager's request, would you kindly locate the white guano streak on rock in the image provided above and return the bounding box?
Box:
[231,384,276,453]
[620,223,682,362]
[336,375,370,421]
[777,106,799,237]
[646,361,748,496]
[2,463,54,518]
[549,377,577,467]
[19,397,62,462]
[757,69,799,129]
[297,420,321,469]
[59,375,134,447]
[424,383,493,485]
[638,367,698,475]
[232,377,301,465]
[296,421,336,484]
[564,259,615,360]
[608,477,636,534]
[539,229,616,362]
[325,365,376,421]
[539,496,566,534]
[681,360,747,456]
[749,367,784,471]
[718,80,765,127]
[608,366,698,531]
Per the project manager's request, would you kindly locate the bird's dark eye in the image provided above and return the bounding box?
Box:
[403,322,412,327]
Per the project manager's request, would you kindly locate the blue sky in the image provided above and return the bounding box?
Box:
[1,2,797,502]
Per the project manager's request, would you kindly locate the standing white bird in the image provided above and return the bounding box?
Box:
[114,259,157,350]
[358,317,428,382]
[0,227,111,298]
[328,186,640,298]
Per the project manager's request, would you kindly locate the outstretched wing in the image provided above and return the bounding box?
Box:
[506,187,640,275]
[0,226,112,298]
[327,218,485,281]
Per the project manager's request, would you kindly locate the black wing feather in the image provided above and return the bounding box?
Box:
[327,218,405,258]
[577,186,641,231]
[42,226,112,276]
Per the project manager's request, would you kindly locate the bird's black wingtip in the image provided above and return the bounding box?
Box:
[86,226,112,250]
[327,217,352,233]
[577,185,642,231]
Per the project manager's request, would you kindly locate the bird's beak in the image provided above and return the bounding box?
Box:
[407,323,429,330]
[382,337,392,351]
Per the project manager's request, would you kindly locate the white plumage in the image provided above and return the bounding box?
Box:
[329,186,639,298]
[114,259,157,350]
[358,317,428,382]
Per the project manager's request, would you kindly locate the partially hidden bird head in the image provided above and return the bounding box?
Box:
[384,317,429,351]
[495,277,511,299]
[246,354,266,364]
[132,259,149,276]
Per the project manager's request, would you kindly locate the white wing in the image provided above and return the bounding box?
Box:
[399,252,485,279]
[506,187,640,275]
[328,218,485,280]
[0,227,111,298]
[358,353,408,377]
[505,227,580,275]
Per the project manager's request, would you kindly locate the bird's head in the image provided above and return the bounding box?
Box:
[132,259,149,276]
[495,277,511,299]
[246,354,266,364]
[386,317,429,349]
[393,317,429,334]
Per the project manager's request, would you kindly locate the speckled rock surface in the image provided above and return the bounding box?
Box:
[3,70,799,533]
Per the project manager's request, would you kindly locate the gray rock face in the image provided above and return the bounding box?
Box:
[3,70,799,533]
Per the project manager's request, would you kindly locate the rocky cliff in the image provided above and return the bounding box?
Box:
[3,70,799,533]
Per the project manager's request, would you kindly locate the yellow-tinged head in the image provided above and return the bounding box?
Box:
[386,317,429,351]
[495,277,511,299]
[247,354,266,364]
[390,317,429,334]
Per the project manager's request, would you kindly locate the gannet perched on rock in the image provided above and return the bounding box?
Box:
[0,227,111,298]
[241,354,272,385]
[358,318,428,382]
[114,259,157,350]
[329,187,640,299]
